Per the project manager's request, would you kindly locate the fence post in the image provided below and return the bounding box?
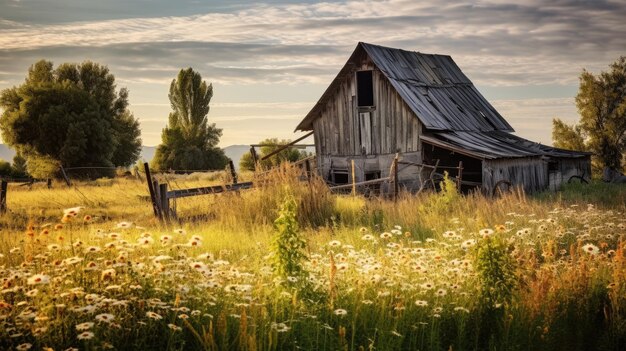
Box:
[143,162,161,219]
[60,166,71,187]
[457,161,463,190]
[134,166,143,183]
[393,156,399,202]
[159,183,169,222]
[0,180,7,214]
[351,159,356,196]
[250,147,258,171]
[47,178,52,189]
[305,159,312,183]
[228,159,238,184]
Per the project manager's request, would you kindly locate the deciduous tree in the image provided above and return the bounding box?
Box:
[152,68,227,171]
[0,60,142,178]
[240,138,310,171]
[552,57,626,172]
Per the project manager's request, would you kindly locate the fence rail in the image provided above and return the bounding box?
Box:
[167,182,253,200]
[143,160,251,222]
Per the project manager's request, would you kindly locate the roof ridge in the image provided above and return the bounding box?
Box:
[359,41,449,58]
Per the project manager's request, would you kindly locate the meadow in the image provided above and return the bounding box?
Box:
[0,167,625,350]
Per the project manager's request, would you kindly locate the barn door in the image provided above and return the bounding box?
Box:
[359,112,372,154]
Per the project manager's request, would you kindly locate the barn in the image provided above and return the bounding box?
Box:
[295,42,591,193]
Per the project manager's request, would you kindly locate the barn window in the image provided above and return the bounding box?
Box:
[365,171,381,181]
[357,70,374,107]
[331,170,349,185]
[548,161,559,172]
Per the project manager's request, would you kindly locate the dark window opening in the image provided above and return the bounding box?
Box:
[331,170,349,185]
[424,143,483,193]
[357,70,374,107]
[365,171,381,181]
[548,161,559,172]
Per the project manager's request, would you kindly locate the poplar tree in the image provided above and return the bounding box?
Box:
[152,68,227,171]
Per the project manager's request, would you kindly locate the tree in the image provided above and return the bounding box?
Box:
[0,160,12,177]
[152,68,228,171]
[0,60,142,178]
[553,56,626,172]
[240,138,310,171]
[11,153,28,178]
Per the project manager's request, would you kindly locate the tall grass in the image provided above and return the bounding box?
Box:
[0,174,624,350]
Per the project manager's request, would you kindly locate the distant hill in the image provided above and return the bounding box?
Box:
[0,144,251,170]
[223,145,251,170]
[140,146,156,163]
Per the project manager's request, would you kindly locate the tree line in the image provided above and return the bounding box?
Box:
[0,61,309,180]
[1,56,623,181]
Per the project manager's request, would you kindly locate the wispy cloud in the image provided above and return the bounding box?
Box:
[1,0,623,145]
[1,0,625,86]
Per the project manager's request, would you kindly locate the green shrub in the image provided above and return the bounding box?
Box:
[474,235,518,348]
[271,195,308,287]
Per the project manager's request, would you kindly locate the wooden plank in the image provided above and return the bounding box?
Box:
[329,177,391,191]
[60,166,71,187]
[143,162,161,218]
[261,131,313,161]
[359,112,372,154]
[159,183,170,221]
[337,85,344,155]
[250,146,258,170]
[0,180,7,214]
[228,159,238,184]
[345,83,349,155]
[168,182,254,199]
[393,156,399,202]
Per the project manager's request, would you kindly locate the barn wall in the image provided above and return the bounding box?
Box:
[318,151,422,185]
[483,157,548,194]
[312,57,422,168]
[548,156,592,190]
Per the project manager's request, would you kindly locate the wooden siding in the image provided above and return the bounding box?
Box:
[483,157,548,194]
[297,42,514,132]
[312,59,422,162]
[317,152,421,185]
[548,156,592,190]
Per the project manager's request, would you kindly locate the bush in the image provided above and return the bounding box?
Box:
[271,195,307,285]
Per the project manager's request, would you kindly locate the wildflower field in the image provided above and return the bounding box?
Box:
[0,170,625,351]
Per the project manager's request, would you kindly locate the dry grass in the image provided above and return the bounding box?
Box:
[0,170,625,350]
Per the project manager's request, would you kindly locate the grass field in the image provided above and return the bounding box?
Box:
[1,169,625,350]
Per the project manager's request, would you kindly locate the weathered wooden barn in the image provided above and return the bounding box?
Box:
[295,42,591,193]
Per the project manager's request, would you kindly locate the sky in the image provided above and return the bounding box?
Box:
[1,0,625,147]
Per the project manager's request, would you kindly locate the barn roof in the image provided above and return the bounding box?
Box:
[296,42,514,132]
[421,130,592,160]
[295,42,590,160]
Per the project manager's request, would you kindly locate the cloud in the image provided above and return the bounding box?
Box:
[492,97,579,144]
[1,0,623,146]
[1,0,624,87]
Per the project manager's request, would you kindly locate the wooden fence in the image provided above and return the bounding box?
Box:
[328,156,467,200]
[143,161,253,222]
